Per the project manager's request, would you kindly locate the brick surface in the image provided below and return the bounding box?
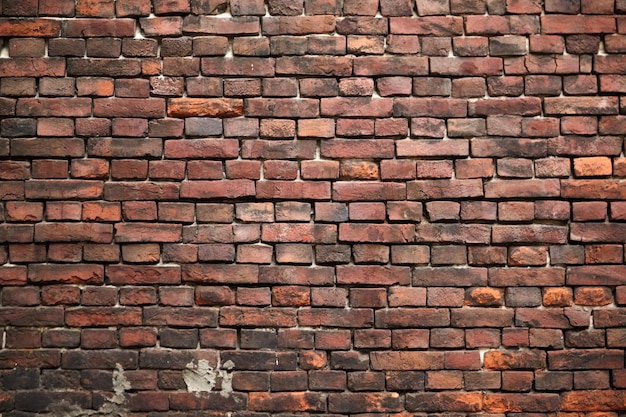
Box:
[0,2,623,415]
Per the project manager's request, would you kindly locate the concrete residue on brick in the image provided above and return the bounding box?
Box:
[183,359,217,393]
[220,359,235,397]
[50,363,130,417]
[111,363,132,406]
[183,359,235,397]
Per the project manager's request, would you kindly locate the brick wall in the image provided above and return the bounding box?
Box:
[1,0,626,415]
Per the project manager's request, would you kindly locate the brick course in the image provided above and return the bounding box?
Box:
[1,0,626,414]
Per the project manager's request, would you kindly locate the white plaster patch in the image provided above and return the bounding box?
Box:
[183,359,217,393]
[183,359,235,397]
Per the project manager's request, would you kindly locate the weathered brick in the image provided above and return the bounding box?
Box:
[542,15,615,34]
[0,1,622,412]
[299,308,373,328]
[395,98,467,117]
[431,57,502,76]
[370,351,444,370]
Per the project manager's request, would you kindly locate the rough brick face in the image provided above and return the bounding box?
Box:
[0,1,625,415]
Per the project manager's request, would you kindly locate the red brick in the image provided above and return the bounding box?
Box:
[574,286,613,306]
[0,161,26,180]
[16,97,91,117]
[336,265,410,285]
[466,15,540,35]
[28,264,103,285]
[452,77,486,98]
[338,160,376,180]
[143,306,217,327]
[542,15,615,34]
[312,210,348,234]
[255,181,329,200]
[64,17,134,37]
[432,57,502,76]
[486,179,560,198]
[92,99,166,120]
[43,202,81,222]
[414,224,491,245]
[307,35,345,55]
[272,285,310,306]
[492,225,568,244]
[451,308,514,327]
[181,264,259,285]
[484,350,546,370]
[412,76,451,96]
[390,16,462,36]
[243,140,314,160]
[551,136,622,157]
[309,288,346,309]
[341,0,378,14]
[106,265,180,285]
[395,97,467,117]
[598,116,626,137]
[299,161,338,181]
[179,180,255,199]
[5,202,43,222]
[549,349,624,371]
[13,138,85,159]
[421,37,451,56]
[498,201,534,222]
[408,179,483,199]
[455,159,494,179]
[390,329,429,350]
[248,392,325,413]
[75,118,111,138]
[509,246,547,266]
[75,77,114,97]
[600,75,626,94]
[370,351,444,370]
[39,0,75,17]
[9,39,45,59]
[41,285,80,306]
[1,118,36,138]
[33,222,111,243]
[487,75,524,96]
[0,18,61,38]
[466,287,503,307]
[376,77,411,97]
[529,34,565,53]
[411,118,445,138]
[468,246,506,265]
[321,139,394,159]
[452,36,486,57]
[493,327,526,345]
[560,391,626,412]
[470,97,541,116]
[220,306,296,327]
[352,57,429,78]
[236,244,273,264]
[198,58,271,79]
[563,180,626,202]
[572,202,607,222]
[522,117,559,137]
[483,394,560,413]
[295,120,334,140]
[0,266,28,285]
[0,182,24,202]
[113,223,181,243]
[416,160,453,179]
[545,96,618,115]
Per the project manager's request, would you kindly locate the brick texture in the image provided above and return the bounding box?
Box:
[1,0,626,415]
